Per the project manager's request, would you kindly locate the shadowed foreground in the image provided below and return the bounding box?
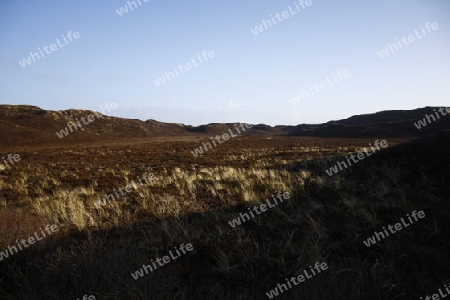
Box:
[0,135,449,299]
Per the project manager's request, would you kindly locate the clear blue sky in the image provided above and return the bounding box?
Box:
[1,0,449,126]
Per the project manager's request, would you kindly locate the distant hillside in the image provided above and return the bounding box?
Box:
[0,105,448,147]
[283,107,450,138]
[0,105,284,147]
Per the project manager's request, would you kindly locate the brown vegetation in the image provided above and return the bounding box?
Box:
[0,105,449,299]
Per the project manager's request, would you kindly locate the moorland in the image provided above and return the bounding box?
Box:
[0,105,449,299]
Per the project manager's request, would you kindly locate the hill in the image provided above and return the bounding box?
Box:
[0,105,448,148]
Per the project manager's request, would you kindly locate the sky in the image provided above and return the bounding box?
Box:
[0,0,449,126]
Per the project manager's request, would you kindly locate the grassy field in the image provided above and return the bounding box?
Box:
[0,135,449,299]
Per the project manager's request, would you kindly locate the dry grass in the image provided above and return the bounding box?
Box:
[0,210,50,249]
[0,136,448,299]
